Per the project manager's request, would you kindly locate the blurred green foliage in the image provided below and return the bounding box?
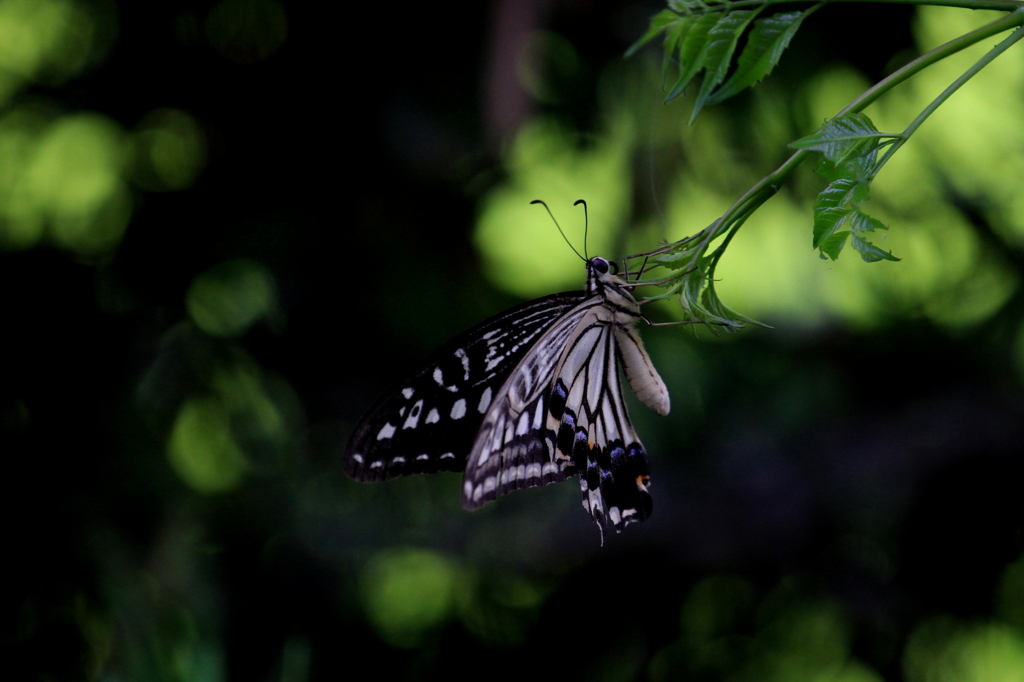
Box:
[361,547,460,648]
[5,1,1024,680]
[477,7,1023,335]
[186,259,278,339]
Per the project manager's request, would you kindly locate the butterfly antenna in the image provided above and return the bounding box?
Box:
[531,200,585,262]
[573,199,589,260]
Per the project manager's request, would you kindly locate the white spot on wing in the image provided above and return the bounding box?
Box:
[483,476,496,493]
[450,399,466,420]
[425,408,439,424]
[609,506,621,526]
[542,462,557,475]
[402,388,414,399]
[352,454,364,463]
[477,387,492,414]
[391,456,406,465]
[454,348,470,381]
[440,452,454,459]
[516,412,530,436]
[416,454,429,461]
[370,460,384,469]
[402,399,424,429]
[464,480,473,497]
[525,463,541,479]
[533,399,544,430]
[433,367,444,386]
[376,423,396,440]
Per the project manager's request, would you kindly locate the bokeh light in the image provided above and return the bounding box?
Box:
[205,0,287,66]
[9,3,1024,679]
[186,258,279,339]
[360,547,460,648]
[0,0,103,104]
[131,109,207,192]
[0,108,130,254]
[474,116,634,297]
[168,394,249,494]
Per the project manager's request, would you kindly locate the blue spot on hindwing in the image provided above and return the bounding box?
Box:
[550,379,568,419]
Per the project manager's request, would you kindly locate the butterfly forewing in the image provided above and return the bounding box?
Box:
[459,299,600,508]
[345,292,584,481]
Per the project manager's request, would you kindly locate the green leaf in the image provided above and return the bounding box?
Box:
[669,0,712,14]
[819,230,850,260]
[817,154,875,184]
[651,238,703,267]
[812,207,849,249]
[691,10,760,121]
[701,280,768,329]
[849,210,888,234]
[661,17,693,86]
[667,252,763,331]
[625,9,680,58]
[811,171,897,262]
[791,113,890,167]
[816,177,867,212]
[665,13,721,102]
[706,11,806,105]
[851,234,900,262]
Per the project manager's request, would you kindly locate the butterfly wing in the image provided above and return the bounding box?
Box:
[461,299,653,538]
[460,298,598,506]
[345,292,585,481]
[560,313,654,536]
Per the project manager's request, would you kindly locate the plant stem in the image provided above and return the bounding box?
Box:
[672,7,1024,253]
[836,9,1024,116]
[876,21,1024,168]
[640,4,1024,319]
[677,0,1023,15]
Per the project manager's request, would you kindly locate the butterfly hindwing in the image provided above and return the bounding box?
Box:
[345,292,584,482]
[552,306,653,537]
[460,296,654,539]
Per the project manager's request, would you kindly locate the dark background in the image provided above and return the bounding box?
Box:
[3,1,1023,680]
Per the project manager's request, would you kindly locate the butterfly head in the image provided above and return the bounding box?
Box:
[588,256,616,276]
[586,256,636,303]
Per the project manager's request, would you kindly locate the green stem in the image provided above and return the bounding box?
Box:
[640,4,1024,312]
[678,0,1023,15]
[836,9,1024,116]
[707,213,751,278]
[679,6,1024,252]
[876,21,1024,168]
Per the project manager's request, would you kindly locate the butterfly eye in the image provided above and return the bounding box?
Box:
[592,258,609,274]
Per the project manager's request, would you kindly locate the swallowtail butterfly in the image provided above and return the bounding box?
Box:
[344,255,669,541]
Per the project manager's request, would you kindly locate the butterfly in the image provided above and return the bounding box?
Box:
[344,253,669,541]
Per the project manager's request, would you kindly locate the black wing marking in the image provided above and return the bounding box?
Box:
[345,292,584,482]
